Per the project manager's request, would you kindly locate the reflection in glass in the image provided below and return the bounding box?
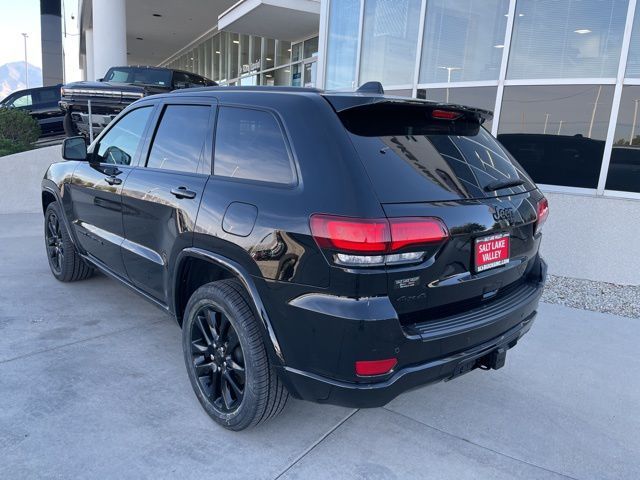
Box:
[291,64,302,87]
[359,0,422,86]
[419,0,508,84]
[325,0,360,90]
[219,32,228,82]
[229,33,240,79]
[497,85,614,188]
[606,86,640,192]
[303,37,319,59]
[304,62,316,87]
[508,0,628,79]
[626,5,640,77]
[212,35,220,82]
[276,40,292,66]
[291,42,302,63]
[417,86,497,130]
[240,34,250,76]
[263,38,275,70]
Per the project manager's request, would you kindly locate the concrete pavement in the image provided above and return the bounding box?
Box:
[1,213,639,480]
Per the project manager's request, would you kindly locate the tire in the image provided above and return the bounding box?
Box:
[182,279,288,430]
[44,202,94,282]
[63,111,79,137]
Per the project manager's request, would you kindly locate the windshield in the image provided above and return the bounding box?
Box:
[103,67,172,87]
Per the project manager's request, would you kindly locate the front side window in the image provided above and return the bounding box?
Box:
[507,0,628,79]
[214,107,295,185]
[95,106,153,165]
[146,105,212,174]
[9,93,33,108]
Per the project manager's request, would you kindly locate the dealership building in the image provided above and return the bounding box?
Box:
[60,0,640,283]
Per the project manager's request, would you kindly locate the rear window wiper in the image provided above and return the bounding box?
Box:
[484,178,525,192]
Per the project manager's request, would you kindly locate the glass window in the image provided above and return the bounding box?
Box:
[37,88,60,103]
[303,37,319,59]
[417,86,498,130]
[219,32,229,82]
[229,33,240,79]
[204,39,211,79]
[240,34,250,76]
[508,0,628,79]
[497,85,615,188]
[263,38,276,70]
[291,63,302,87]
[626,5,640,77]
[276,40,292,66]
[212,34,221,82]
[325,0,360,90]
[96,107,153,166]
[291,42,303,63]
[606,86,640,192]
[250,36,262,71]
[104,67,172,86]
[214,107,294,185]
[147,105,211,173]
[419,0,508,84]
[386,89,413,97]
[359,0,423,86]
[263,67,290,86]
[9,93,33,108]
[304,62,317,87]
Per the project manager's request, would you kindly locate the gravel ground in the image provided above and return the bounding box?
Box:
[542,274,640,319]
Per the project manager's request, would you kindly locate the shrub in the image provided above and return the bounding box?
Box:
[0,108,40,156]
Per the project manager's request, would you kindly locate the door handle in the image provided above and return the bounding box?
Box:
[170,186,197,199]
[105,175,122,186]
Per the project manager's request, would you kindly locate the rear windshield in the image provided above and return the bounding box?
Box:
[340,103,535,202]
[103,67,172,87]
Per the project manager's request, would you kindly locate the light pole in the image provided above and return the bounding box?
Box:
[630,99,640,146]
[437,66,462,102]
[21,33,29,88]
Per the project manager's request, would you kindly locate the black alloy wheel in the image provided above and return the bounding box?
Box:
[182,279,289,430]
[45,210,64,275]
[43,202,93,282]
[190,305,246,413]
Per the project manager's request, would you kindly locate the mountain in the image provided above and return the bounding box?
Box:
[0,62,43,100]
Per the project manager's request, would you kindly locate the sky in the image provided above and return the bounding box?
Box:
[0,0,81,82]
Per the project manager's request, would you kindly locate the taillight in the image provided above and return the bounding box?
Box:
[535,197,549,235]
[432,109,463,120]
[355,358,397,376]
[310,214,448,267]
[310,216,389,253]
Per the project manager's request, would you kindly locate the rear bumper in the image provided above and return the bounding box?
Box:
[277,257,546,408]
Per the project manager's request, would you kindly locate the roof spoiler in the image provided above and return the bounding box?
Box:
[357,81,385,95]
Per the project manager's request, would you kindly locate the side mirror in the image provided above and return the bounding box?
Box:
[62,136,87,161]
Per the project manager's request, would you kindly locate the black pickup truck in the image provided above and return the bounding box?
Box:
[59,66,216,138]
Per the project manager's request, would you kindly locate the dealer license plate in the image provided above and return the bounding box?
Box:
[475,233,510,272]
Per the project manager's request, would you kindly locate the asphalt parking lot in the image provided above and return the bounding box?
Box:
[1,213,639,480]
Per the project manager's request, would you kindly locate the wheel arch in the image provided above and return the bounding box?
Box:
[173,248,285,363]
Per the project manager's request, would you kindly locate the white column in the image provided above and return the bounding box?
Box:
[92,0,127,81]
[85,28,95,81]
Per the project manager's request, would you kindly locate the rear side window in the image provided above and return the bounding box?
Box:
[146,105,211,174]
[339,102,534,202]
[36,88,59,103]
[214,107,295,185]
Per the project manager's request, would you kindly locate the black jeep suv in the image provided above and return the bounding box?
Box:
[42,84,548,430]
